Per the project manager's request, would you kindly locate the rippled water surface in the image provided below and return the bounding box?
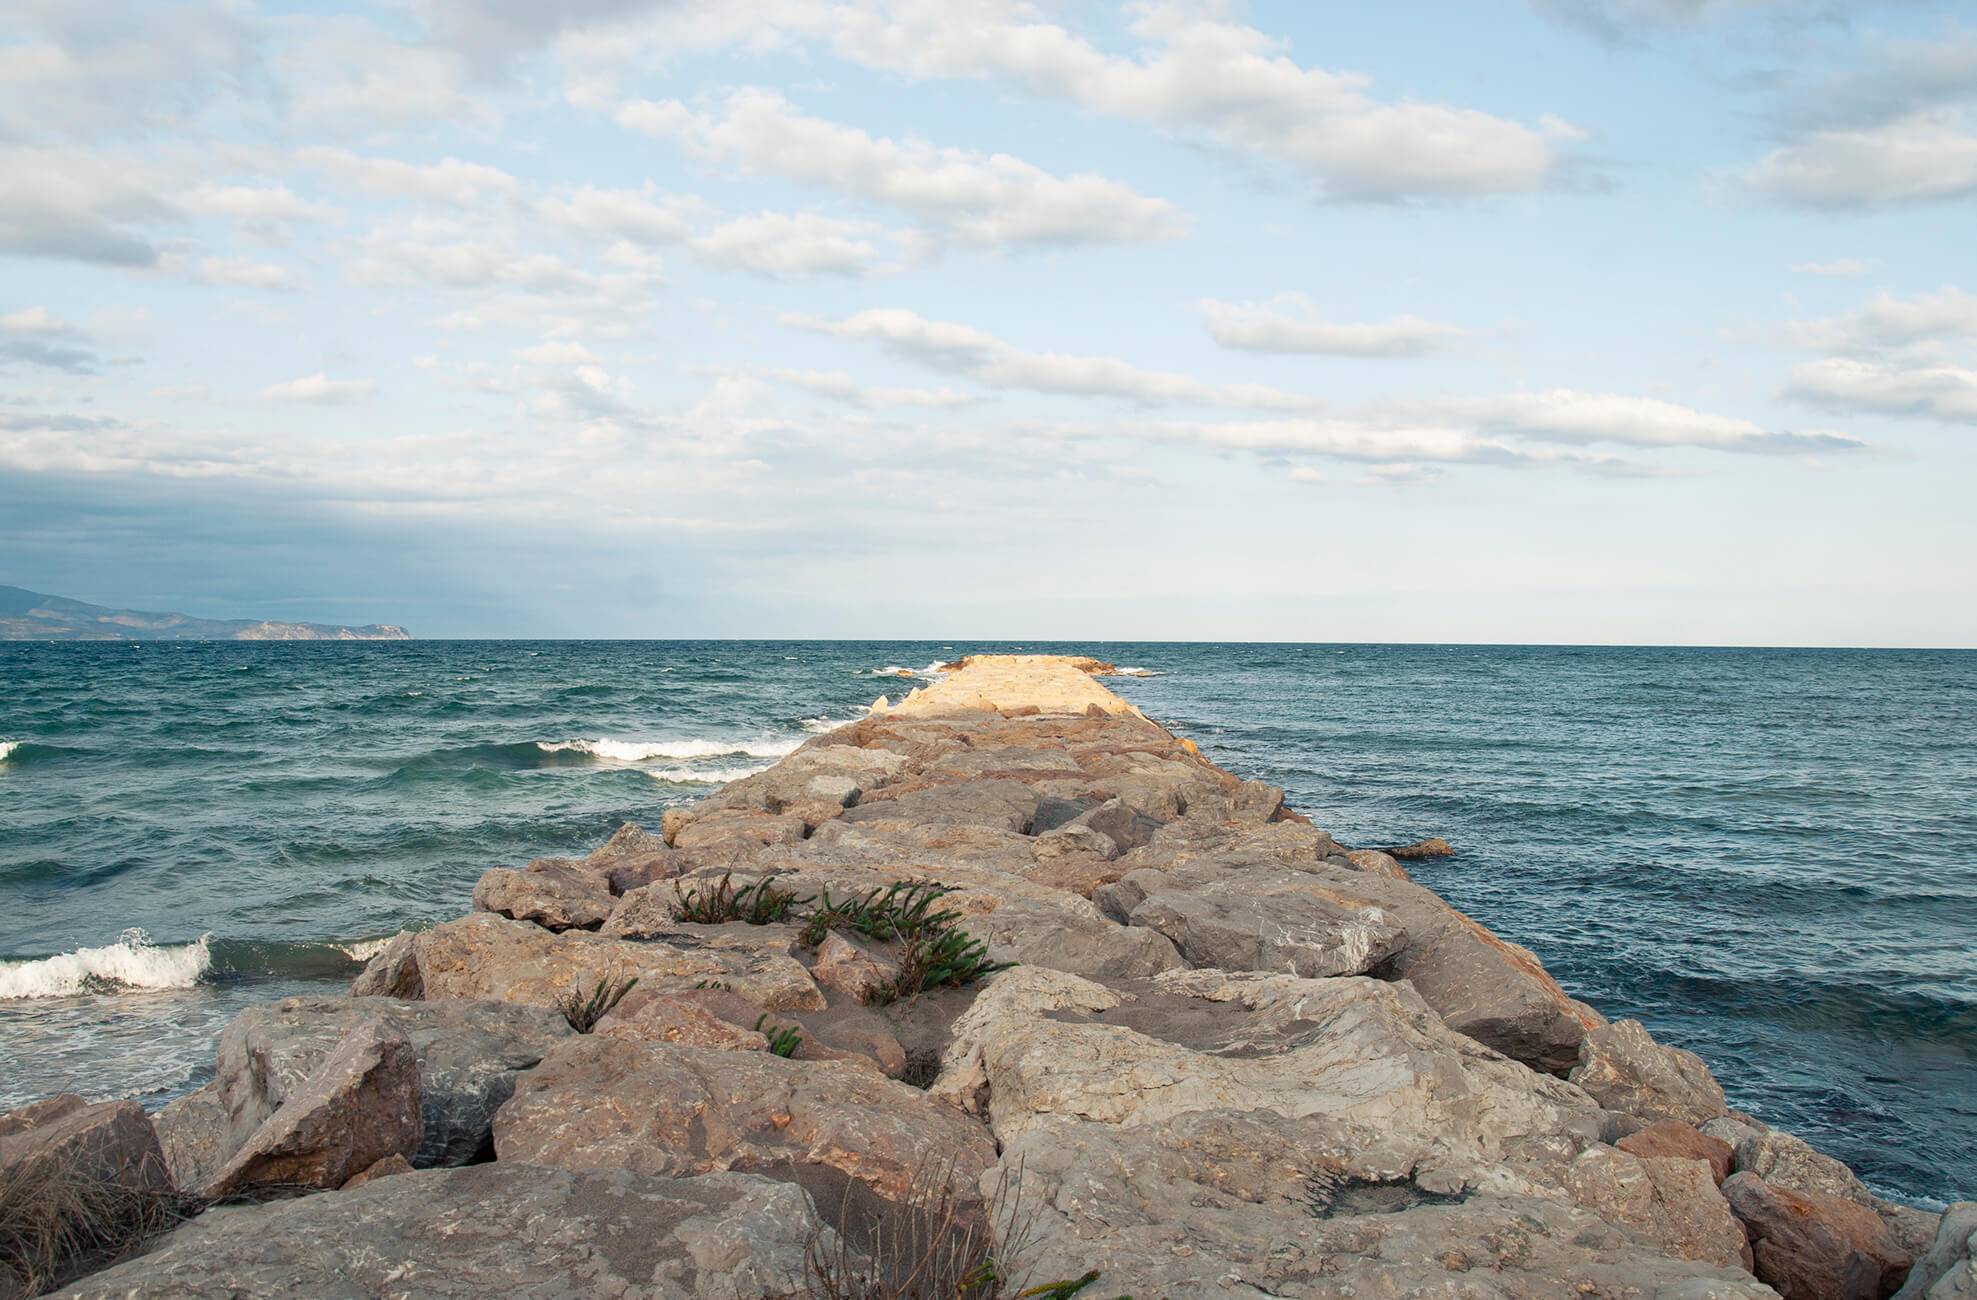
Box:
[1,641,1971,1203]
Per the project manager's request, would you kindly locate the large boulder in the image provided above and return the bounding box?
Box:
[939,966,1605,1154]
[1725,1171,1913,1299]
[212,995,571,1168]
[0,1096,170,1195]
[994,1109,1776,1299]
[839,777,1040,834]
[151,1087,231,1191]
[1556,1143,1750,1270]
[493,1037,997,1228]
[1895,1203,1976,1299]
[55,1164,829,1299]
[205,1018,421,1197]
[1570,1019,1729,1127]
[1618,1118,1735,1183]
[404,911,825,1012]
[470,858,612,931]
[0,1097,176,1298]
[1095,862,1408,978]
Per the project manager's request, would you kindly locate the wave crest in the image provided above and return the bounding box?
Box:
[0,930,212,999]
[538,737,800,763]
[0,740,18,762]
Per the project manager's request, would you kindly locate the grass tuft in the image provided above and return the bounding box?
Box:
[671,872,809,926]
[557,974,637,1033]
[753,1014,804,1058]
[0,1157,198,1299]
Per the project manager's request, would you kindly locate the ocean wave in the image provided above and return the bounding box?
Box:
[0,739,19,762]
[1114,666,1162,678]
[644,761,775,785]
[867,661,950,679]
[0,930,211,999]
[538,737,801,763]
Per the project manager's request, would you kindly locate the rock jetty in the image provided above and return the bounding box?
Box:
[4,655,1967,1298]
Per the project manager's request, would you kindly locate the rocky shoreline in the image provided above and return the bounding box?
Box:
[3,654,1969,1298]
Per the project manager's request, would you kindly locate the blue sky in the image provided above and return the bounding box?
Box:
[2,0,1973,642]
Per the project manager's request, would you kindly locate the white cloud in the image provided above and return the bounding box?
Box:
[1783,287,1977,353]
[275,15,486,131]
[1790,260,1868,277]
[1444,390,1857,454]
[1787,358,1977,423]
[194,256,295,289]
[0,306,98,372]
[261,373,377,404]
[766,368,978,409]
[787,307,1316,409]
[1199,294,1465,357]
[300,148,518,207]
[1745,111,1977,208]
[689,211,882,276]
[536,183,702,245]
[178,183,330,223]
[619,88,1186,248]
[0,146,171,265]
[515,341,604,366]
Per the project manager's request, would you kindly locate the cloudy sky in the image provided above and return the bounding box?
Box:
[2,0,1973,642]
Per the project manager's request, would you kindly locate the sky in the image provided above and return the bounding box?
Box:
[1,0,1974,643]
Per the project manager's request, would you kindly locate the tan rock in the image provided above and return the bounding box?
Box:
[1345,847,1412,880]
[811,932,898,1003]
[1618,1118,1736,1183]
[470,858,612,931]
[1571,1018,1728,1125]
[1560,1144,1750,1270]
[206,1018,421,1197]
[1725,1171,1913,1299]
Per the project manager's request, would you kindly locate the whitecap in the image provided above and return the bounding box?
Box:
[0,740,19,762]
[644,760,775,785]
[0,930,211,1000]
[1114,666,1162,678]
[539,737,801,763]
[332,937,398,963]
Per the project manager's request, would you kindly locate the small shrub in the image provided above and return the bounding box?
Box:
[557,974,637,1033]
[870,929,1011,1007]
[753,1014,803,1058]
[797,880,961,950]
[672,872,808,926]
[0,1157,198,1299]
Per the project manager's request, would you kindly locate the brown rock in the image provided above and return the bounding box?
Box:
[811,932,899,1003]
[594,990,771,1052]
[349,930,423,998]
[1385,836,1454,858]
[1345,848,1412,880]
[339,1152,412,1189]
[471,858,612,931]
[1619,1118,1736,1183]
[660,806,691,845]
[1725,1171,1913,1299]
[670,809,807,852]
[152,1086,231,1191]
[205,1018,422,1197]
[0,1094,170,1195]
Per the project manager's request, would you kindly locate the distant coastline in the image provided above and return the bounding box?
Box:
[0,585,409,641]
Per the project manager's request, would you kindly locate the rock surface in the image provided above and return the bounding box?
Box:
[1572,1017,1729,1126]
[1895,1203,1976,1300]
[55,1163,827,1298]
[1725,1171,1912,1299]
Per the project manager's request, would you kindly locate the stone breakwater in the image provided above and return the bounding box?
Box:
[3,655,1970,1299]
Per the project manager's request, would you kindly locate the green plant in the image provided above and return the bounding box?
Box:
[671,872,808,926]
[798,880,963,949]
[871,928,1012,1007]
[0,1157,198,1299]
[557,974,637,1033]
[754,1014,804,1058]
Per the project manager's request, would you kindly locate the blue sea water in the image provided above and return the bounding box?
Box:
[0,640,1971,1205]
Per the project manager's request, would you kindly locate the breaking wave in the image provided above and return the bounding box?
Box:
[0,930,212,999]
[0,740,19,762]
[538,737,801,763]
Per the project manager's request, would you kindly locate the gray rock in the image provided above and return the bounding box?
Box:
[1895,1202,1976,1300]
[965,894,1184,980]
[349,930,422,998]
[152,1086,230,1191]
[206,1018,422,1197]
[585,820,667,866]
[55,1163,830,1299]
[1570,1019,1729,1127]
[1095,862,1408,978]
[1728,1126,1875,1206]
[839,778,1041,834]
[0,1094,170,1194]
[214,995,572,1168]
[1071,796,1162,852]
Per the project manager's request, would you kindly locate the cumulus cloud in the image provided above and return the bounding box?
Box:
[300,148,518,206]
[1791,260,1868,277]
[1784,286,1977,353]
[536,183,701,245]
[1199,294,1465,357]
[0,147,170,265]
[1746,112,1977,208]
[261,373,378,404]
[689,211,882,276]
[765,368,978,409]
[177,183,330,223]
[1787,358,1977,423]
[618,88,1186,248]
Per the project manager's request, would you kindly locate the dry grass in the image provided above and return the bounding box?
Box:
[799,1159,1108,1300]
[0,1156,197,1299]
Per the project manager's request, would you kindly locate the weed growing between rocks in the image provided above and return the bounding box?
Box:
[557,975,637,1033]
[0,1158,197,1299]
[868,927,1008,1008]
[798,1158,1109,1300]
[754,1015,804,1057]
[672,872,809,925]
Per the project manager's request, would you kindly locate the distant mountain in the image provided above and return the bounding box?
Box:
[0,586,411,641]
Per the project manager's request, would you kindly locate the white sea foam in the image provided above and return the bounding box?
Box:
[1114,666,1161,678]
[0,740,19,762]
[800,716,842,734]
[644,760,775,785]
[869,661,951,679]
[539,737,801,763]
[333,937,397,963]
[0,930,212,999]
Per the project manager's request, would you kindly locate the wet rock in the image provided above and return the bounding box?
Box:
[409,911,825,1013]
[1571,1019,1729,1126]
[1385,836,1455,858]
[206,1018,422,1197]
[471,858,612,931]
[493,1036,996,1227]
[1894,1202,1975,1299]
[1725,1171,1913,1299]
[214,995,571,1169]
[1618,1118,1735,1183]
[1095,862,1408,978]
[56,1164,829,1299]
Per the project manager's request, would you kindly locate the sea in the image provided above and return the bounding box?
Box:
[1,641,1971,1206]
